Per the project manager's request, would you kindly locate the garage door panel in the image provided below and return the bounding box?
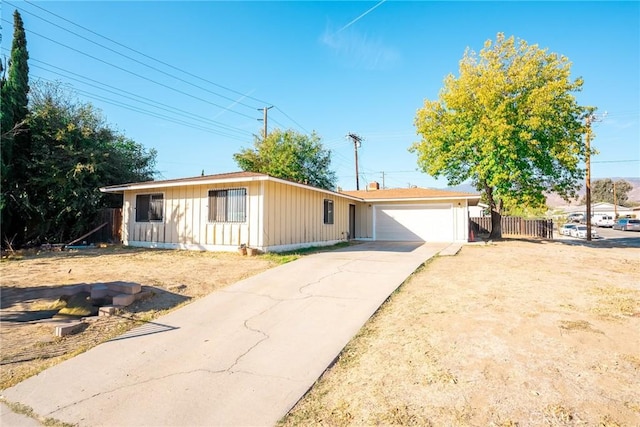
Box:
[375,205,453,242]
[376,209,427,241]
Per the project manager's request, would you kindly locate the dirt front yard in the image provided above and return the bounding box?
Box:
[281,240,640,426]
[1,240,639,425]
[0,246,279,390]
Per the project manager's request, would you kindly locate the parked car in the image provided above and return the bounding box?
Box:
[613,218,640,231]
[593,215,614,227]
[560,223,578,236]
[570,225,599,239]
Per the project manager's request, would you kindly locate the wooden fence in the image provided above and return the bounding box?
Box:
[470,216,554,239]
[88,208,122,243]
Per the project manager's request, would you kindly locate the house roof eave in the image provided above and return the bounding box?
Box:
[357,195,481,203]
[100,173,365,202]
[100,173,269,193]
[99,172,480,204]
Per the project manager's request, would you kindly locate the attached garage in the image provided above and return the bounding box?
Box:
[374,204,453,241]
[342,184,480,243]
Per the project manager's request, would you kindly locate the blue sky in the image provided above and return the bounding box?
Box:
[2,1,638,191]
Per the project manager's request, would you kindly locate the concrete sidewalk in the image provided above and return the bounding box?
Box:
[1,241,449,426]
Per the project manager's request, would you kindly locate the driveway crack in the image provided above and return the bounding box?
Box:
[35,368,230,417]
[226,300,283,373]
[298,260,355,296]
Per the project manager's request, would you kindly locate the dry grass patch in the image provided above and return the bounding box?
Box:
[0,397,74,427]
[558,319,603,334]
[542,403,579,425]
[589,286,640,319]
[281,240,640,426]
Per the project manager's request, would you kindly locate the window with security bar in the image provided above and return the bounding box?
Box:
[209,188,247,222]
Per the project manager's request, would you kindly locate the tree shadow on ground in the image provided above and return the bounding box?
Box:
[0,282,191,321]
[554,236,640,249]
[1,244,147,261]
[1,283,91,310]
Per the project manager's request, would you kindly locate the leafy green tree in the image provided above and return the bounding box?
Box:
[1,10,31,245]
[582,178,633,207]
[16,81,157,244]
[501,201,549,219]
[234,129,337,190]
[411,33,591,238]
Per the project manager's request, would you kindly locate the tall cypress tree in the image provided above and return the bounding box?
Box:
[1,10,31,246]
[6,10,30,126]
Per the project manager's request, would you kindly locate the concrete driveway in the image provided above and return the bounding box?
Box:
[1,241,451,426]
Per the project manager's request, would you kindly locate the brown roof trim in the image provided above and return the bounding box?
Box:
[100,172,479,203]
[265,176,363,201]
[100,171,266,192]
[99,171,363,201]
[341,187,480,201]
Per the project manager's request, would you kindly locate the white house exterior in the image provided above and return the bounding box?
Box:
[101,172,481,252]
[469,202,489,218]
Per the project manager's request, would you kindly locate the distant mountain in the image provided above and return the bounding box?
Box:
[444,178,640,207]
[546,177,640,207]
[444,183,477,194]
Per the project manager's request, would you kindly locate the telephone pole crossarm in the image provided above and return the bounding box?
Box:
[258,106,273,139]
[346,133,363,190]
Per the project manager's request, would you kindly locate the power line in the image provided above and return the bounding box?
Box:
[274,106,309,134]
[1,18,261,121]
[7,1,262,112]
[15,1,311,135]
[592,159,639,164]
[270,117,288,131]
[20,0,272,106]
[24,57,252,137]
[31,74,251,140]
[0,46,255,137]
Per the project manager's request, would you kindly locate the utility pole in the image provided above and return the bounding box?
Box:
[584,110,606,241]
[585,110,607,240]
[347,133,363,190]
[380,171,385,189]
[585,113,593,241]
[258,106,273,139]
[613,180,618,219]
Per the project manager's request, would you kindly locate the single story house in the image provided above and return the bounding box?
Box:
[100,172,481,253]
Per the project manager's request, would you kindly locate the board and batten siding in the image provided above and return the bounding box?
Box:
[122,181,262,251]
[355,203,374,239]
[121,179,360,252]
[260,180,355,251]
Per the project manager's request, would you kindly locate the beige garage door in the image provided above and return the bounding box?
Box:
[374,204,453,242]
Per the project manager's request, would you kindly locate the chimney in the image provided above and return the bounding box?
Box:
[368,181,380,191]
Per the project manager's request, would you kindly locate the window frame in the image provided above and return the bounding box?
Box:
[323,199,334,225]
[208,187,248,223]
[135,193,164,222]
